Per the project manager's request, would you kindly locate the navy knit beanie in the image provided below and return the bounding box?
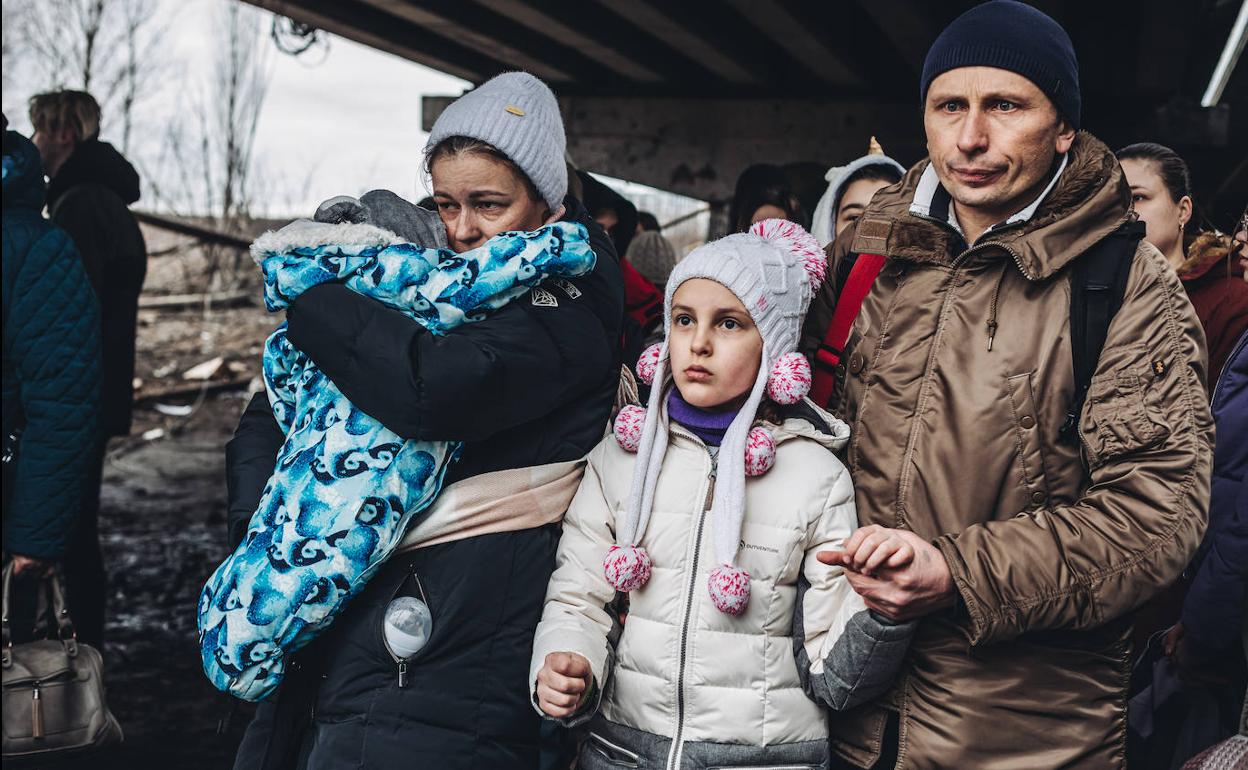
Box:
[921,0,1081,129]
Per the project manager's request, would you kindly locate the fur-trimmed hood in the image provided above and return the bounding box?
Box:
[1178,230,1241,282]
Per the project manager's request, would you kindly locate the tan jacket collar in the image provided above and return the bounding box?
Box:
[851,131,1132,280]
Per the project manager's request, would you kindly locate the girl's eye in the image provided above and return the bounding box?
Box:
[1131,194,1145,204]
[674,315,692,326]
[722,318,740,330]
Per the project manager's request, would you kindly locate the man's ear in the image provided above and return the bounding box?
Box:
[1054,118,1076,155]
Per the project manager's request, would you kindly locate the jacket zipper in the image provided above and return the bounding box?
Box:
[381,609,412,688]
[889,226,1022,521]
[382,565,428,689]
[665,448,716,770]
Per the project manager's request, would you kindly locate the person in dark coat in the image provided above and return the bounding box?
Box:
[729,163,808,233]
[29,90,147,649]
[225,72,623,770]
[576,170,660,363]
[2,120,102,581]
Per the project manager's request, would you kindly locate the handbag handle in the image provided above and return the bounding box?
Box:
[32,568,77,650]
[2,559,15,665]
[1,560,78,668]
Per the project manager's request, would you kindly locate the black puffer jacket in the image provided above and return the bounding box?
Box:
[47,138,146,438]
[224,196,623,770]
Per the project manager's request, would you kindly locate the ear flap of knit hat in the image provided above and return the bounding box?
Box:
[703,356,771,615]
[606,341,671,592]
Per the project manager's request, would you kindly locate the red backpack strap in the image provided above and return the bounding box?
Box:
[810,253,887,408]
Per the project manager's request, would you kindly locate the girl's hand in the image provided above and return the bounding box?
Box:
[818,524,916,576]
[535,651,593,718]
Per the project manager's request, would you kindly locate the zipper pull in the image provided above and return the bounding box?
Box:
[32,684,43,739]
[397,660,409,689]
[986,320,998,352]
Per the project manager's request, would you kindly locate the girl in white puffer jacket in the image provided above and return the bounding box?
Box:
[530,220,915,770]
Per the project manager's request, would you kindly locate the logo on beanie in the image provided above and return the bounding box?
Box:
[505,105,525,116]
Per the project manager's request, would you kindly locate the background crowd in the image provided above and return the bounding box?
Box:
[2,1,1246,768]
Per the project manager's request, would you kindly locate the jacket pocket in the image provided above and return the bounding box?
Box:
[582,731,643,768]
[1005,372,1051,508]
[1078,343,1171,469]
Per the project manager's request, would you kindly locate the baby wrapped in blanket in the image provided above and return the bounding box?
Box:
[198,202,595,701]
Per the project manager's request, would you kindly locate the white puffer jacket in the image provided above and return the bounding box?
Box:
[530,400,914,770]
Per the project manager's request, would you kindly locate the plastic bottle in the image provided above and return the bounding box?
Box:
[383,596,432,659]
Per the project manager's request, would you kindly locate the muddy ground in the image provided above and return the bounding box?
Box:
[85,394,258,770]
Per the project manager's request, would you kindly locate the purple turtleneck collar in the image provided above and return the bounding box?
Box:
[667,388,738,447]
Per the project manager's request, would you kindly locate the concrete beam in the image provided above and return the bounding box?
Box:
[473,0,662,82]
[244,0,487,82]
[854,0,937,75]
[590,0,760,85]
[722,0,862,87]
[354,0,574,82]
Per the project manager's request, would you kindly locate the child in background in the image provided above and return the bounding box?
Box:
[529,219,915,769]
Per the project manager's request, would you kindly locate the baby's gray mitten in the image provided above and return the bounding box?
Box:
[359,190,448,250]
[311,190,448,250]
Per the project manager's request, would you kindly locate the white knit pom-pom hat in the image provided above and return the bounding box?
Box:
[605,219,826,615]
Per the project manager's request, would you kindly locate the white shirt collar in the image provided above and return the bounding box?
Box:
[909,153,1069,242]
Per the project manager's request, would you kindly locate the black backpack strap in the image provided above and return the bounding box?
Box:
[1059,220,1145,444]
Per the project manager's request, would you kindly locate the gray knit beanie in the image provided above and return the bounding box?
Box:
[625,231,678,287]
[426,72,568,210]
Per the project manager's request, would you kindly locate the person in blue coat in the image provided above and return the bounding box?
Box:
[1166,237,1248,728]
[2,117,102,581]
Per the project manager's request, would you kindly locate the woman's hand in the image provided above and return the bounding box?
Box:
[9,554,55,579]
[535,651,593,718]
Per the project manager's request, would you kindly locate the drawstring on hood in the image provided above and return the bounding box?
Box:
[986,260,1010,351]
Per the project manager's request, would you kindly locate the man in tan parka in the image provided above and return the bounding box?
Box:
[801,3,1214,768]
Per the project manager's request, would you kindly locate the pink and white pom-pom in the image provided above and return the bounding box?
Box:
[604,545,652,591]
[635,343,663,385]
[613,404,647,452]
[708,564,751,615]
[748,218,826,287]
[766,352,812,405]
[744,427,776,477]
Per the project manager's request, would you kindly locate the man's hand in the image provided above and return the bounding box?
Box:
[9,554,54,579]
[1164,623,1235,688]
[818,526,955,622]
[535,652,593,719]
